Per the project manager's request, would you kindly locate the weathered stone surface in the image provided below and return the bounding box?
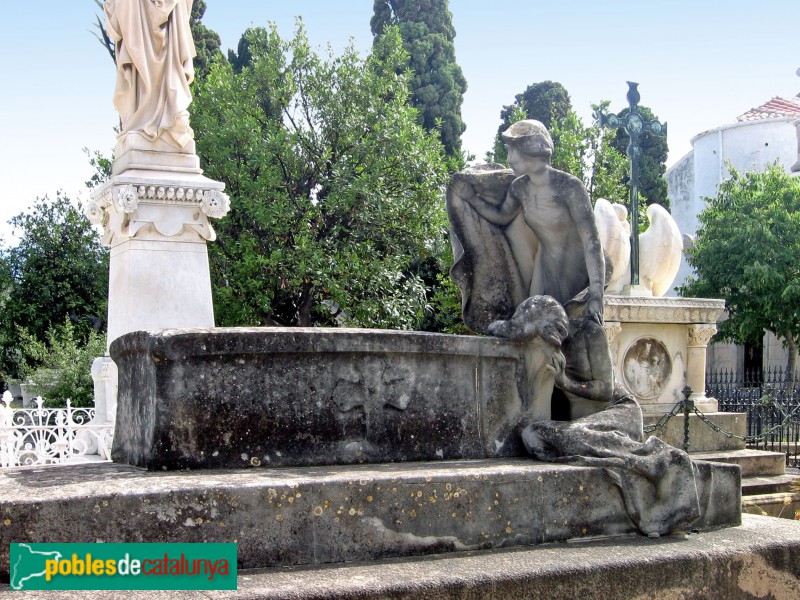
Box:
[644,412,747,452]
[0,514,795,599]
[0,458,740,582]
[448,122,605,332]
[521,398,740,536]
[110,328,532,470]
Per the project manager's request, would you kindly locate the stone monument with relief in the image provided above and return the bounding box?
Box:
[87,0,230,426]
[6,13,799,595]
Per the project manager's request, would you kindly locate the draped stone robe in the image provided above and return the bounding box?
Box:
[105,0,196,150]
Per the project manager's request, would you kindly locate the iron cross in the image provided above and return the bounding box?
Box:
[598,82,667,287]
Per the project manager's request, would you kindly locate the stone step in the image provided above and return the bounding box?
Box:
[644,412,747,452]
[2,515,798,599]
[742,492,800,519]
[690,448,786,477]
[0,458,741,582]
[742,473,800,496]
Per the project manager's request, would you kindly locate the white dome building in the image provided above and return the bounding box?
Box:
[665,96,800,374]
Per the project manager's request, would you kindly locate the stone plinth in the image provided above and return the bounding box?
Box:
[89,168,230,347]
[604,296,725,417]
[0,457,740,582]
[110,328,535,470]
[3,515,796,599]
[214,515,800,599]
[643,412,747,452]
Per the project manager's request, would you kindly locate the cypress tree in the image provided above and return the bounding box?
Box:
[371,0,467,161]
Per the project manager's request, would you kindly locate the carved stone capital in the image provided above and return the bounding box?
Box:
[89,170,230,247]
[603,321,623,344]
[687,324,717,348]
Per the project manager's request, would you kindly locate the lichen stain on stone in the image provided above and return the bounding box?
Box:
[143,504,179,523]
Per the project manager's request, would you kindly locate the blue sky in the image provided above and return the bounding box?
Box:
[0,1,797,240]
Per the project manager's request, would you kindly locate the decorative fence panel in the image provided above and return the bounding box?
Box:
[0,393,113,468]
[707,368,800,468]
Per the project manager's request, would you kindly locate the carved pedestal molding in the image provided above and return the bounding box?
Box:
[90,166,230,345]
[88,171,230,247]
[604,295,726,325]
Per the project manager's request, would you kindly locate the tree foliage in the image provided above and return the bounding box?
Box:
[680,165,800,374]
[0,195,108,380]
[191,24,449,328]
[489,85,629,206]
[17,320,106,408]
[371,0,467,162]
[610,104,669,209]
[190,0,223,78]
[491,81,571,165]
[587,103,629,204]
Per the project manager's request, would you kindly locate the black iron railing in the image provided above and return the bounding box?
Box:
[707,368,800,468]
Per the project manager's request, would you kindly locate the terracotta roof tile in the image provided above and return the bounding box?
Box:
[737,96,800,122]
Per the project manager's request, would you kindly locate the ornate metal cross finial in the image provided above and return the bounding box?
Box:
[598,82,668,287]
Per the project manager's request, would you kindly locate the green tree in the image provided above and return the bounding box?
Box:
[0,195,108,380]
[190,0,223,78]
[191,24,449,328]
[610,104,669,209]
[680,165,800,376]
[586,102,629,204]
[550,109,591,183]
[17,320,106,408]
[489,92,629,207]
[371,0,467,162]
[490,81,572,164]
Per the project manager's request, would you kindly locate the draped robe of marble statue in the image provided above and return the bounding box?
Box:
[105,0,196,150]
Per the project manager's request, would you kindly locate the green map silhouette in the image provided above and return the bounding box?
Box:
[10,544,62,590]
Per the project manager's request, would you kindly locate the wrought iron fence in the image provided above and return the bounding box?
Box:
[707,368,800,468]
[0,392,113,468]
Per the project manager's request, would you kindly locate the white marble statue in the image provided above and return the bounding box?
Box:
[594,199,682,296]
[105,0,196,151]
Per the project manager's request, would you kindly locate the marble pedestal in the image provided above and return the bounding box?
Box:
[603,295,726,417]
[88,149,230,428]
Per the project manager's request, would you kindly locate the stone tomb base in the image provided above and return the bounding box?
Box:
[0,458,741,582]
[110,328,535,470]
